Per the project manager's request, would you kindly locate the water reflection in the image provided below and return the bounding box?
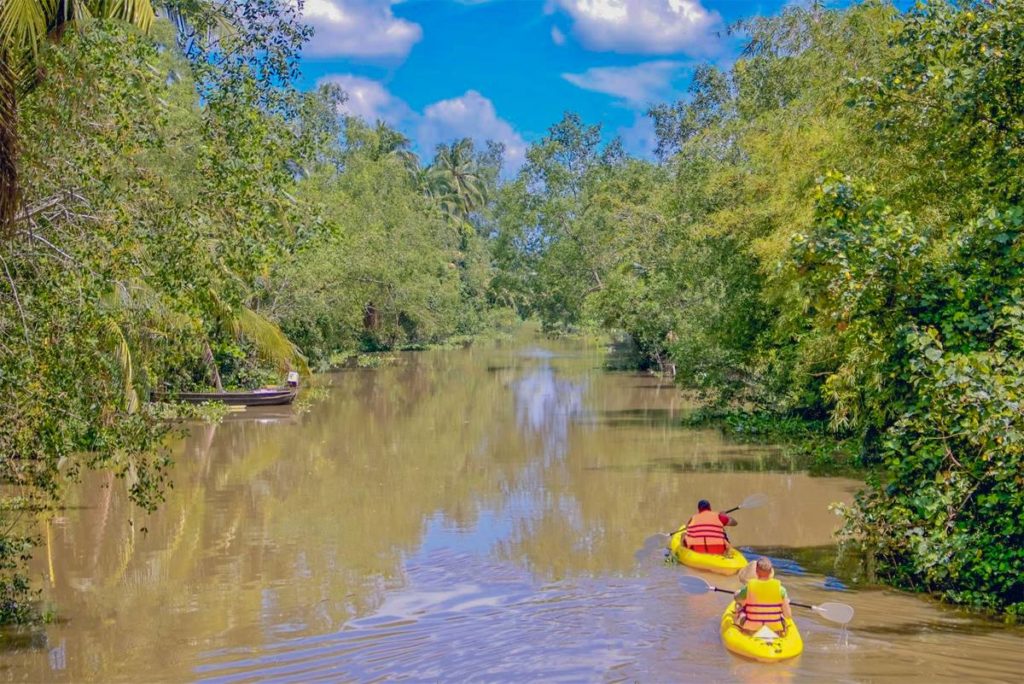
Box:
[2,336,1022,682]
[512,360,587,461]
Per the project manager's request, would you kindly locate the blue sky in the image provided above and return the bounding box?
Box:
[296,1,801,170]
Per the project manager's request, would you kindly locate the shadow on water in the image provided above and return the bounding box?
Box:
[739,545,858,584]
[0,628,47,651]
[586,454,801,474]
[585,408,685,429]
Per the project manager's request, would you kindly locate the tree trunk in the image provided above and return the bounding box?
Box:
[202,340,224,392]
[0,55,19,236]
[364,302,379,330]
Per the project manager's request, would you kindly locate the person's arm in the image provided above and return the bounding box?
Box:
[781,587,792,619]
[733,586,747,618]
[720,513,738,527]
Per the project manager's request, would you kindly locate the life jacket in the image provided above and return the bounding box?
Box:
[683,510,727,553]
[740,578,785,632]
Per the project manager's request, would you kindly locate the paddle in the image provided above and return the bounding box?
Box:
[678,575,855,625]
[721,492,768,515]
[634,493,770,561]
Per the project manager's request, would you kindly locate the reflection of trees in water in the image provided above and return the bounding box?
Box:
[18,344,866,681]
[512,363,587,462]
[28,347,544,678]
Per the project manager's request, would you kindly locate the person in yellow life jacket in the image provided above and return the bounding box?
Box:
[734,557,791,635]
[682,499,737,555]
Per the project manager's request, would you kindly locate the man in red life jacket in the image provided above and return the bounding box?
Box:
[682,499,737,555]
[734,557,791,634]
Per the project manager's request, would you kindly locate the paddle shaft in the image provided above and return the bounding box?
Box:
[668,500,744,534]
[712,585,810,610]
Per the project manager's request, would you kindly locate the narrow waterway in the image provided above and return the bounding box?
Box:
[3,336,1021,682]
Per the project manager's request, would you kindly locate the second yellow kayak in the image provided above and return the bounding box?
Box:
[720,600,803,662]
[668,530,748,575]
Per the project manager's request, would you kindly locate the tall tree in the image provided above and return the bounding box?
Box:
[0,0,157,231]
[431,138,487,222]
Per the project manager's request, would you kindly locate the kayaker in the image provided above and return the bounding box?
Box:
[734,557,791,635]
[681,499,737,555]
[738,558,774,584]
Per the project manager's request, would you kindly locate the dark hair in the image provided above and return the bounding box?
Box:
[697,499,711,511]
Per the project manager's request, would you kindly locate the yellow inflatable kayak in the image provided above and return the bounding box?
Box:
[668,530,748,575]
[720,601,803,663]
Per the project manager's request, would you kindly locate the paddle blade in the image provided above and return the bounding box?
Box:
[813,602,855,625]
[634,533,669,562]
[738,493,769,510]
[678,575,714,595]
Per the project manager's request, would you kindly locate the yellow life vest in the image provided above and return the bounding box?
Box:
[741,578,785,630]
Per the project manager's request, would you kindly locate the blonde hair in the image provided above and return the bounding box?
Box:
[756,557,774,576]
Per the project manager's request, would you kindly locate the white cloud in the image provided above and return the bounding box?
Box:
[319,74,414,124]
[618,111,657,158]
[419,91,527,172]
[562,60,684,106]
[551,26,567,46]
[303,0,422,59]
[552,0,722,55]
[319,76,527,173]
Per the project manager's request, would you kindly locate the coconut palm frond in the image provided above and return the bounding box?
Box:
[428,138,488,222]
[231,306,309,375]
[161,0,236,54]
[0,0,49,59]
[204,286,233,323]
[67,0,91,24]
[103,318,139,414]
[114,279,193,331]
[105,0,156,32]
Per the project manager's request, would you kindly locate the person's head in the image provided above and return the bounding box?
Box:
[697,499,711,512]
[755,557,773,579]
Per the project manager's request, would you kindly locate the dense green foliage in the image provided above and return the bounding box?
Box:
[496,0,1024,615]
[2,0,1022,623]
[269,127,499,362]
[0,7,501,621]
[0,0,158,228]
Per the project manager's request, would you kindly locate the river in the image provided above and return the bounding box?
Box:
[3,335,1021,682]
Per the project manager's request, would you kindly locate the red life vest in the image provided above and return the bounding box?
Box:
[740,578,786,632]
[683,510,727,553]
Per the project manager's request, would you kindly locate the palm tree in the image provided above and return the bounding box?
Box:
[1,0,157,232]
[373,120,410,157]
[430,138,487,223]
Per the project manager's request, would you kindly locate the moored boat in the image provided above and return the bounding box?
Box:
[153,387,297,406]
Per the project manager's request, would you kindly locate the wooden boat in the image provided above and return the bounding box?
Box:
[154,387,297,406]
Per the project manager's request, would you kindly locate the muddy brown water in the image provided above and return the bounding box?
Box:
[3,336,1022,682]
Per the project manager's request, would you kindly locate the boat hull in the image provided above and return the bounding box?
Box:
[154,388,297,406]
[669,529,748,575]
[720,600,803,662]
